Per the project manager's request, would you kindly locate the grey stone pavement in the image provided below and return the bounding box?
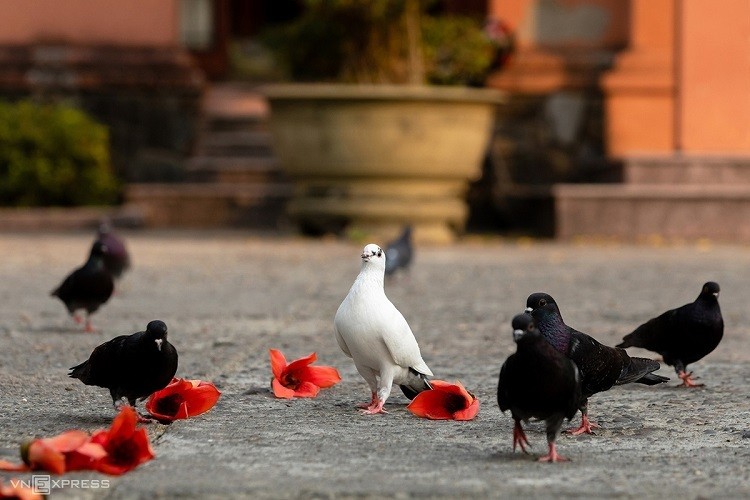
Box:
[1,231,749,499]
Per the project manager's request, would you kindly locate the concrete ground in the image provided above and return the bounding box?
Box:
[0,231,749,499]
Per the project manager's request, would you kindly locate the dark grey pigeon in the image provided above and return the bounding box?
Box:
[498,314,582,462]
[51,241,114,332]
[525,292,669,435]
[385,226,413,277]
[618,281,723,388]
[69,320,178,420]
[96,221,131,280]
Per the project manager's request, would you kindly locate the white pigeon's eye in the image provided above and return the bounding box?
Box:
[377,250,382,257]
[539,298,547,306]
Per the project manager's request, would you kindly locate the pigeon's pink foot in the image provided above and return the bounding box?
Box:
[678,370,704,388]
[357,392,378,409]
[537,442,569,463]
[512,420,531,453]
[136,413,154,424]
[84,320,96,333]
[566,414,599,435]
[72,314,84,324]
[360,399,387,415]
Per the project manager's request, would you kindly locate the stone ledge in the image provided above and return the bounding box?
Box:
[554,184,750,241]
[126,183,292,228]
[0,205,143,231]
[624,155,750,184]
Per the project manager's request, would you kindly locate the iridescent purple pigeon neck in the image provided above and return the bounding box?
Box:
[531,306,571,354]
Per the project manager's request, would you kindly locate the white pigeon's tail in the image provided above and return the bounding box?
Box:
[399,367,432,400]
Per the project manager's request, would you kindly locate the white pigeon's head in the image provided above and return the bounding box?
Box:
[361,243,385,268]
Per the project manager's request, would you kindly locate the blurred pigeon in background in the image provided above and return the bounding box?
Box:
[384,226,413,277]
[96,221,131,280]
[498,314,582,462]
[526,292,668,435]
[618,281,723,388]
[51,241,114,332]
[334,243,433,414]
[69,320,178,420]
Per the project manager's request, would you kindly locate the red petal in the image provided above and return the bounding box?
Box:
[292,381,321,398]
[103,406,138,446]
[181,383,221,417]
[272,378,296,399]
[90,430,108,447]
[429,380,473,400]
[145,378,196,420]
[452,397,480,421]
[42,430,90,453]
[65,442,107,472]
[269,349,288,380]
[407,390,455,419]
[284,352,318,375]
[26,440,66,475]
[94,428,154,476]
[298,365,341,389]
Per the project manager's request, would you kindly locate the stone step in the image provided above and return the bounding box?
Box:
[0,205,144,231]
[195,130,274,157]
[126,183,292,228]
[203,115,268,133]
[203,82,268,121]
[624,155,750,184]
[554,183,750,241]
[185,156,283,183]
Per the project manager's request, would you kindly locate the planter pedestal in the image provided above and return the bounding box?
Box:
[264,84,504,243]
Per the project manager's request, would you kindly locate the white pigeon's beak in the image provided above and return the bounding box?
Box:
[155,338,163,351]
[524,307,533,313]
[512,329,524,342]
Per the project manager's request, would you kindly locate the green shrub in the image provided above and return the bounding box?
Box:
[0,100,119,206]
[259,0,497,85]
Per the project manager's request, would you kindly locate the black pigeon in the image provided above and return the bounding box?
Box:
[51,241,114,332]
[385,226,413,277]
[96,221,131,280]
[618,281,723,388]
[69,320,178,418]
[525,292,669,435]
[498,314,582,462]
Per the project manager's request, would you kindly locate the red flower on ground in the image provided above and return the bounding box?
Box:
[145,377,221,422]
[0,430,104,475]
[269,349,342,399]
[89,406,155,475]
[0,479,43,500]
[407,380,480,421]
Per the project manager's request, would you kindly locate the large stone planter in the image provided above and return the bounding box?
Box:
[263,84,504,243]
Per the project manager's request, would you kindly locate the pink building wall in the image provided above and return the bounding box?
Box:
[681,0,750,152]
[0,0,179,45]
[490,0,750,155]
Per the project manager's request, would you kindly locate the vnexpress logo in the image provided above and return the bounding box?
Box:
[11,475,110,494]
[32,474,51,495]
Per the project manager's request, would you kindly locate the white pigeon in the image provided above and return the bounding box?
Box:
[334,243,433,414]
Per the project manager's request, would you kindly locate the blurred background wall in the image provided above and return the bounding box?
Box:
[0,0,748,240]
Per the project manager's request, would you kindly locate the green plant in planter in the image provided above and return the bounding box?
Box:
[261,0,505,86]
[0,100,119,206]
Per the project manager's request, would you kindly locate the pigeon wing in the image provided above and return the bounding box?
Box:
[618,308,677,351]
[380,304,433,376]
[496,356,513,412]
[333,322,352,358]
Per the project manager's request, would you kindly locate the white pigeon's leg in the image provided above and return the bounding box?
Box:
[354,363,379,410]
[362,365,394,415]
